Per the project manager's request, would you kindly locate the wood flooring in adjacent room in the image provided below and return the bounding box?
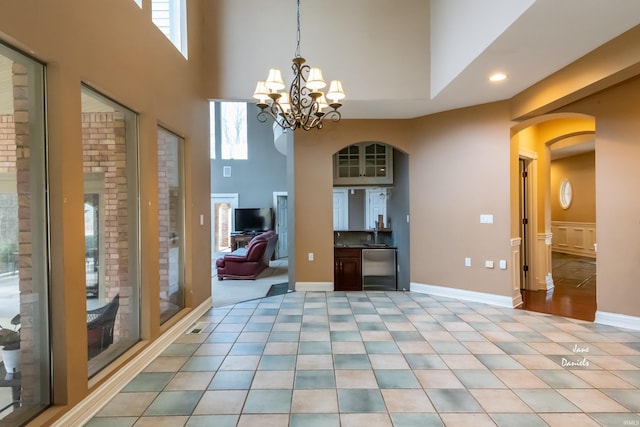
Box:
[520,252,597,322]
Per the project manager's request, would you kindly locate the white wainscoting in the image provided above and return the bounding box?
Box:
[511,238,523,307]
[551,221,596,258]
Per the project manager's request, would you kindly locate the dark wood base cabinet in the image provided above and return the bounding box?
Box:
[334,248,362,291]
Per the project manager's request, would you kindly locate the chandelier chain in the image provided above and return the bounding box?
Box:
[295,0,301,58]
[253,0,345,131]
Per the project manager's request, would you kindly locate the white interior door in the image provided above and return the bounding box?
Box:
[333,189,349,230]
[273,192,288,259]
[211,193,238,258]
[366,188,388,229]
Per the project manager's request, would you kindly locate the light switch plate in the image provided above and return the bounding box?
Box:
[480,214,494,224]
[499,260,507,269]
[465,258,471,267]
[485,260,494,269]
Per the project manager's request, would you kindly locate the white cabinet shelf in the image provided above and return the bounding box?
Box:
[334,142,393,185]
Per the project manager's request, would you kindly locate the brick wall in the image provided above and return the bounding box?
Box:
[81,112,130,339]
[158,130,180,311]
[0,115,17,173]
[158,131,171,303]
[13,61,37,403]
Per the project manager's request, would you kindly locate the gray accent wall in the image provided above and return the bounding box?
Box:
[210,102,287,208]
[388,148,410,290]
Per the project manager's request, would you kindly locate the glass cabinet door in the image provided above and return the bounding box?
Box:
[336,145,360,178]
[363,143,388,178]
[333,142,393,185]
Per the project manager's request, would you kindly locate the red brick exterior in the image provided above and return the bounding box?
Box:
[81,111,130,339]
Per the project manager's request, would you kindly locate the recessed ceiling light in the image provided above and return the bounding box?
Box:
[489,73,507,82]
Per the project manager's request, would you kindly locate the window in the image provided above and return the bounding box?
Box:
[81,86,140,376]
[0,42,50,423]
[210,102,215,159]
[220,102,248,160]
[158,127,185,323]
[152,0,188,57]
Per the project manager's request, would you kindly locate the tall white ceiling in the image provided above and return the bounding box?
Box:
[2,1,640,120]
[213,0,640,119]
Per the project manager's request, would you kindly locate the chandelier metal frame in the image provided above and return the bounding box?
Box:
[253,0,345,131]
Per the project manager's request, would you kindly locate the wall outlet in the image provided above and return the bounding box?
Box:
[308,252,314,261]
[465,257,471,267]
[485,260,494,269]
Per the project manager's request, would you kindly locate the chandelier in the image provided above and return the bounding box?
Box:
[252,0,345,131]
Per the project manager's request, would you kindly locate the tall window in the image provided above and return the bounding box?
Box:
[210,102,216,159]
[81,86,140,377]
[158,127,185,323]
[0,42,50,423]
[152,0,188,57]
[220,102,248,160]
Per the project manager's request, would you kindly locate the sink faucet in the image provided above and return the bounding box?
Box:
[372,225,378,244]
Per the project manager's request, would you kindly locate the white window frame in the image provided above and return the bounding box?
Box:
[152,0,188,57]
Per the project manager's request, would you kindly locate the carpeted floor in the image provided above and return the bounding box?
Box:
[212,258,289,308]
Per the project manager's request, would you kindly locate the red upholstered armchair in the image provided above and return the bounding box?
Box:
[216,230,278,280]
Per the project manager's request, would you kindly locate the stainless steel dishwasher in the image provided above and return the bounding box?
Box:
[362,248,397,291]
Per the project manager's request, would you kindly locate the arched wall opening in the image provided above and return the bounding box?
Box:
[292,121,412,291]
[510,113,596,320]
[331,141,411,291]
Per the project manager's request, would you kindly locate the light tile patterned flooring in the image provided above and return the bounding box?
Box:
[87,292,640,426]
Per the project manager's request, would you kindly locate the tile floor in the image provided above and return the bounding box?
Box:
[551,252,597,289]
[87,291,640,427]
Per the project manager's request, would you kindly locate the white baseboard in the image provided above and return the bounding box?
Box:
[52,297,213,427]
[595,310,640,331]
[295,282,334,292]
[410,282,514,308]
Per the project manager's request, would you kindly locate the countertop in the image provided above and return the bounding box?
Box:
[334,244,396,249]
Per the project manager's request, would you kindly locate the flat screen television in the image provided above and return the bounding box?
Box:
[234,208,273,233]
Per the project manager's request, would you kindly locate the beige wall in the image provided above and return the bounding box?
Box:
[410,103,513,296]
[294,103,514,298]
[0,0,211,419]
[550,152,596,222]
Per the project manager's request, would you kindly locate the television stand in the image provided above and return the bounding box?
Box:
[230,233,256,250]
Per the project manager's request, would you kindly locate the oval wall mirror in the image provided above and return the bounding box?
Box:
[559,179,573,209]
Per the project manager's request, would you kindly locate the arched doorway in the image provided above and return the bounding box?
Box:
[510,113,597,321]
[331,142,411,291]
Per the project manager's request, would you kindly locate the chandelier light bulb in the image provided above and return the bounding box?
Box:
[253,81,269,104]
[317,93,329,111]
[265,68,285,91]
[279,92,291,112]
[306,67,326,90]
[327,80,345,103]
